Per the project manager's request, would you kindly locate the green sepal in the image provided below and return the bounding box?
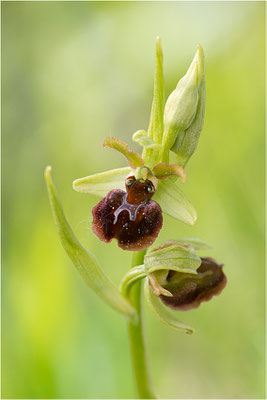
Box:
[73,166,132,196]
[169,238,212,251]
[144,279,195,334]
[142,37,164,168]
[147,37,164,144]
[153,162,186,183]
[144,243,201,275]
[103,136,144,169]
[45,166,137,323]
[153,178,197,225]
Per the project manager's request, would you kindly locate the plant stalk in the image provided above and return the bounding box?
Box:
[127,250,156,399]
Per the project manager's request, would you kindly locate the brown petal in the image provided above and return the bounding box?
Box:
[160,257,227,310]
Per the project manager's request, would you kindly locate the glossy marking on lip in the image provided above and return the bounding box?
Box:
[113,194,147,224]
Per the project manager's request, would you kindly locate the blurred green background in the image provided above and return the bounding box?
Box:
[2,2,265,399]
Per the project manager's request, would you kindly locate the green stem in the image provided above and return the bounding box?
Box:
[127,250,156,399]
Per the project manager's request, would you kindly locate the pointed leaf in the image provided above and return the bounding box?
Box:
[73,167,131,196]
[144,279,195,334]
[103,136,144,169]
[45,166,137,322]
[153,163,186,183]
[153,178,197,225]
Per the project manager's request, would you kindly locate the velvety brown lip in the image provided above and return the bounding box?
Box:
[92,183,163,251]
[159,257,227,311]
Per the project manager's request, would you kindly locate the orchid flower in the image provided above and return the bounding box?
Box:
[45,38,226,399]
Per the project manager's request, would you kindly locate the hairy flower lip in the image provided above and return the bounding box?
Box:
[157,257,227,311]
[92,189,163,251]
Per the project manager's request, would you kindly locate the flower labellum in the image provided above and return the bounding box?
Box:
[154,257,227,310]
[92,174,163,251]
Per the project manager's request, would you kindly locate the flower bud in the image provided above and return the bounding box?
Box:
[161,45,205,166]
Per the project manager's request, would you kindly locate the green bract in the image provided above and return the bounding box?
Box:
[45,166,137,323]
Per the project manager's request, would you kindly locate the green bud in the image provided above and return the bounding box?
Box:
[161,45,205,166]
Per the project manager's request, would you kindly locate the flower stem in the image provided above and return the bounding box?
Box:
[127,250,156,399]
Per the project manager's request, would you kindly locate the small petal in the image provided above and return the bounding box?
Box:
[153,162,186,183]
[159,257,227,311]
[103,136,144,169]
[153,178,197,225]
[73,167,132,196]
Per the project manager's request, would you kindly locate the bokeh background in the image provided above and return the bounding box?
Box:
[2,2,265,399]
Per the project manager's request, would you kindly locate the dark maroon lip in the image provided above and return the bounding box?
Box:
[92,187,163,251]
[157,257,227,311]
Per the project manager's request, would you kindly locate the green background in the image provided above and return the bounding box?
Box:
[2,1,265,399]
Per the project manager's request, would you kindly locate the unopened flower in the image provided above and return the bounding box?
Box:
[161,45,206,166]
[158,257,227,311]
[147,241,227,311]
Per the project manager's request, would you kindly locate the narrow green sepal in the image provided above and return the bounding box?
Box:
[153,162,186,183]
[103,136,144,169]
[45,166,137,322]
[144,279,195,334]
[153,178,197,225]
[144,242,201,275]
[142,37,164,167]
[147,37,164,144]
[73,166,131,196]
[169,238,212,251]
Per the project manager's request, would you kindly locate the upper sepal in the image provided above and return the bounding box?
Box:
[145,241,201,275]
